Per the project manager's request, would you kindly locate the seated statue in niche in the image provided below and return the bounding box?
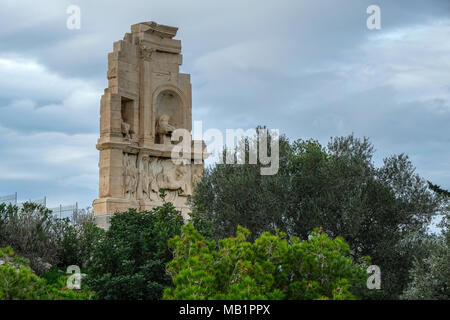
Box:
[156,114,176,145]
[121,118,134,141]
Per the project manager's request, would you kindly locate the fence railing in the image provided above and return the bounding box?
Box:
[1,193,113,229]
[17,197,47,208]
[1,192,79,221]
[0,193,17,205]
[48,203,79,220]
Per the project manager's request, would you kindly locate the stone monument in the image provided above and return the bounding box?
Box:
[92,21,208,221]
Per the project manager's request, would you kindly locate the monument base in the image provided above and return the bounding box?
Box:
[92,197,139,216]
[92,196,192,229]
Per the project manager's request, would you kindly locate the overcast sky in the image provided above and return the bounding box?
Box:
[0,0,449,208]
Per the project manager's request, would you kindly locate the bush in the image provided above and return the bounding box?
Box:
[85,201,184,300]
[163,224,369,300]
[0,202,104,274]
[0,247,96,300]
[57,212,105,269]
[0,202,64,274]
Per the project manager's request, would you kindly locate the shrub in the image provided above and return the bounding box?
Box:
[0,202,105,274]
[0,202,63,274]
[0,247,96,300]
[163,224,369,300]
[85,201,184,299]
[57,213,105,269]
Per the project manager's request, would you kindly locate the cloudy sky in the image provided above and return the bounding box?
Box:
[0,0,449,209]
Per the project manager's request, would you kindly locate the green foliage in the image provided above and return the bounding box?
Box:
[0,202,62,274]
[0,247,96,300]
[163,224,369,300]
[0,202,105,274]
[401,217,450,300]
[57,219,105,269]
[427,181,450,198]
[191,133,447,299]
[85,202,184,300]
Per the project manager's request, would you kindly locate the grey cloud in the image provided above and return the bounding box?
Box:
[0,0,449,208]
[0,125,98,208]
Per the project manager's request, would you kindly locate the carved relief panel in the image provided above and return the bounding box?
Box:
[123,153,138,200]
[122,152,200,204]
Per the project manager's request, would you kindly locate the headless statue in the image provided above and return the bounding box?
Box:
[121,119,134,140]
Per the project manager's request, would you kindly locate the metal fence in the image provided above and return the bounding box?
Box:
[1,192,79,221]
[48,203,79,220]
[1,192,113,229]
[17,197,47,208]
[0,193,17,205]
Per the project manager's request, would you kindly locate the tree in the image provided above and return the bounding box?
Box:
[163,224,369,300]
[190,132,292,241]
[85,199,184,300]
[401,217,450,299]
[427,181,450,198]
[191,133,446,299]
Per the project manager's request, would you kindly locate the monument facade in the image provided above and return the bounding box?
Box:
[93,21,208,219]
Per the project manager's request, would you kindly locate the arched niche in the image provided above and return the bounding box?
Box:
[154,89,184,131]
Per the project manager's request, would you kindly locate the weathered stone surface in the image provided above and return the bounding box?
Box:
[93,22,208,220]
